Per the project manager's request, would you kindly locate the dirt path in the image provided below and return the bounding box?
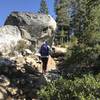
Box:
[38,56,57,73]
[47,56,56,71]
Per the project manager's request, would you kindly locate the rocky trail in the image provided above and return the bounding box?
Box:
[0,52,64,100]
[42,56,61,82]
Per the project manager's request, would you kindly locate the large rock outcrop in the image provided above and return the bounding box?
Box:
[5,12,57,47]
[0,51,58,99]
[0,25,22,54]
[0,12,57,54]
[0,11,59,99]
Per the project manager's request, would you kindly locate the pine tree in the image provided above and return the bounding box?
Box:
[66,0,100,67]
[55,0,70,29]
[71,0,100,48]
[55,0,100,43]
[70,0,100,31]
[38,0,49,14]
[55,0,70,42]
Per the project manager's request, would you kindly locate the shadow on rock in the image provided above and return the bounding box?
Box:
[0,57,47,99]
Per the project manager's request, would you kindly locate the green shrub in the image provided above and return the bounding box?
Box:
[65,43,100,68]
[37,74,100,100]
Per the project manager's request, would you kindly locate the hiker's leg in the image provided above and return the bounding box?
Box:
[44,58,48,72]
[42,58,48,73]
[41,58,46,73]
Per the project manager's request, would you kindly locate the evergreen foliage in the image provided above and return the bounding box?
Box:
[55,0,70,27]
[54,0,100,72]
[70,0,100,36]
[38,0,49,14]
[38,74,100,100]
[55,0,71,43]
[55,0,100,42]
[60,0,100,69]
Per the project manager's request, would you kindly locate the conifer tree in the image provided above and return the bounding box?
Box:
[66,0,100,67]
[72,0,100,45]
[38,0,49,14]
[55,0,100,43]
[55,0,70,30]
[55,0,70,42]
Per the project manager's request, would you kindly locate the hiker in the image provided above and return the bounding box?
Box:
[39,41,51,74]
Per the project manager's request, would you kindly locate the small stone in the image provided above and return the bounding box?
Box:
[0,86,8,100]
[0,75,10,87]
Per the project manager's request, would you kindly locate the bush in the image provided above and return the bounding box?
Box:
[65,43,100,68]
[37,74,100,100]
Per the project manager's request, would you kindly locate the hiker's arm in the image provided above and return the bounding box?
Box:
[48,45,53,55]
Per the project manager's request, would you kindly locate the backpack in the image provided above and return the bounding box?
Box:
[40,44,49,56]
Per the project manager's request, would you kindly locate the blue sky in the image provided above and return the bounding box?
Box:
[0,0,55,26]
